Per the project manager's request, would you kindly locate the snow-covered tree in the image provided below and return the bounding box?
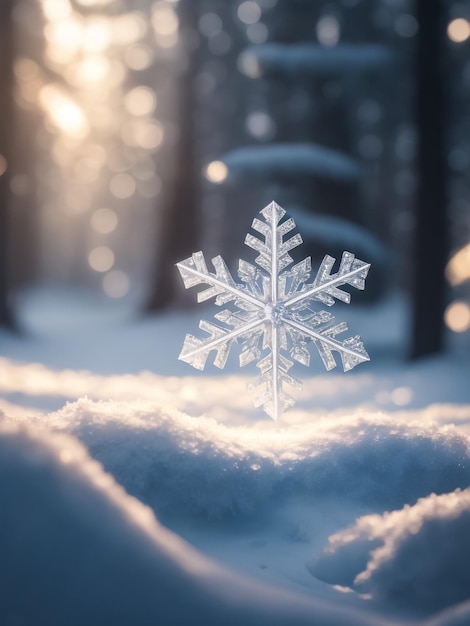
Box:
[215,0,394,301]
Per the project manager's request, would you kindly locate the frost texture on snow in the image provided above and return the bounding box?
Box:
[16,399,470,519]
[177,201,370,419]
[310,489,470,615]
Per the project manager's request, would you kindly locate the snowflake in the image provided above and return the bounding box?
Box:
[177,201,370,420]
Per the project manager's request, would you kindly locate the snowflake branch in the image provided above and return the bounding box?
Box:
[283,316,370,371]
[285,252,370,308]
[177,253,264,309]
[179,318,265,369]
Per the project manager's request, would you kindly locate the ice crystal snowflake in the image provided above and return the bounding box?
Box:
[177,201,370,420]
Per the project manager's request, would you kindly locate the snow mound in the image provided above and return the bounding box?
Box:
[17,399,470,518]
[310,489,470,614]
[0,418,394,626]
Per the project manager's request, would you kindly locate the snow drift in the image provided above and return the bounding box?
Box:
[15,398,470,519]
[310,488,470,615]
[0,418,395,626]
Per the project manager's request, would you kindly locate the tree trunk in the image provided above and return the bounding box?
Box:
[146,0,201,311]
[409,0,448,359]
[0,0,14,328]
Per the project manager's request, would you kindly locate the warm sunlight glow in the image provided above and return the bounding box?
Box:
[44,16,83,61]
[14,58,40,82]
[445,301,470,333]
[88,246,115,272]
[447,243,470,286]
[76,0,114,6]
[112,13,148,45]
[448,18,470,43]
[103,270,130,298]
[91,208,118,234]
[151,4,179,36]
[124,87,157,116]
[109,173,136,198]
[123,44,154,70]
[39,85,89,138]
[73,158,100,184]
[205,160,228,183]
[82,17,112,53]
[33,0,172,298]
[42,0,72,22]
[121,120,164,150]
[70,55,110,84]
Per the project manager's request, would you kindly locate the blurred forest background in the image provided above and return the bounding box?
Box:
[0,0,470,360]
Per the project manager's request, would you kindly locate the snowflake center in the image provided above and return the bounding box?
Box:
[264,303,283,325]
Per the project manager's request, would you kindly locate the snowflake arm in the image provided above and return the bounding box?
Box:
[283,315,369,372]
[179,317,265,370]
[176,201,371,420]
[176,251,264,310]
[286,251,370,308]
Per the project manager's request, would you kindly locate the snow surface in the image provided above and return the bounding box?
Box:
[0,420,394,626]
[311,488,470,616]
[1,287,470,625]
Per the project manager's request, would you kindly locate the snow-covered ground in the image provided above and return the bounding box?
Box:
[1,287,470,625]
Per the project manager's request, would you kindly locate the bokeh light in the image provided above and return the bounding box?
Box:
[246,111,276,140]
[317,15,340,47]
[246,23,268,44]
[445,301,470,333]
[109,173,136,199]
[123,44,153,70]
[102,270,130,297]
[124,87,157,116]
[39,85,89,139]
[237,1,262,25]
[391,386,413,406]
[394,14,419,38]
[88,246,115,272]
[448,18,470,43]
[91,208,118,234]
[237,51,261,78]
[446,244,470,286]
[205,160,228,183]
[199,13,223,37]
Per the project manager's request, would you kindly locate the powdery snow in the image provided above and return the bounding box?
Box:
[10,399,470,519]
[0,419,398,626]
[311,489,470,616]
